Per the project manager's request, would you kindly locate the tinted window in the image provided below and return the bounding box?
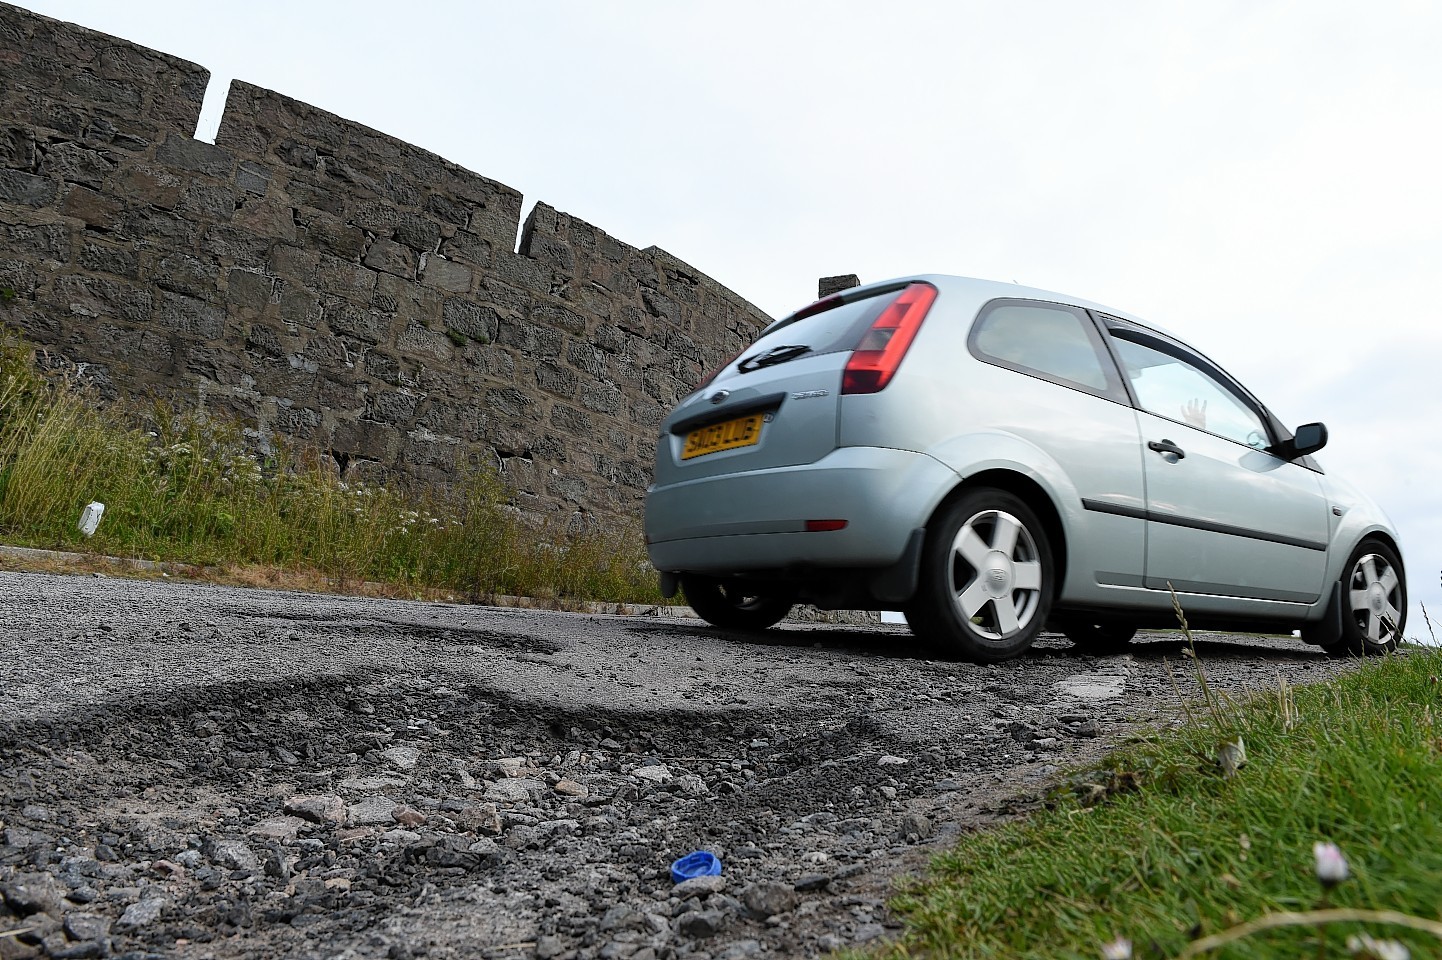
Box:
[970,300,1118,394]
[747,288,898,359]
[1111,335,1271,448]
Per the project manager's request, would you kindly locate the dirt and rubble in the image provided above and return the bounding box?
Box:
[0,570,1361,960]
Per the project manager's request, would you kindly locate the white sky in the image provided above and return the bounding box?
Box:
[19,0,1442,640]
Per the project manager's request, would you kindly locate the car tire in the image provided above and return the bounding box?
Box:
[681,576,794,631]
[1319,539,1407,657]
[906,488,1055,663]
[1061,620,1138,653]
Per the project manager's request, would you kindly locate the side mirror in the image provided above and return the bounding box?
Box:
[1273,422,1328,460]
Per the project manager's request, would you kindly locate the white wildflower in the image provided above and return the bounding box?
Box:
[1100,936,1132,960]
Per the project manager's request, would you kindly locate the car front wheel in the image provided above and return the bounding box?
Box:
[680,576,794,631]
[1320,540,1407,657]
[906,488,1055,663]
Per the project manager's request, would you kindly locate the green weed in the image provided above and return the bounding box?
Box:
[0,327,661,605]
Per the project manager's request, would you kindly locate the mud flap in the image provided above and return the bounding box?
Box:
[868,528,926,604]
[1302,580,1343,648]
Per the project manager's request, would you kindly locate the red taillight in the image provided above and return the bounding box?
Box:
[841,282,938,395]
[804,519,848,532]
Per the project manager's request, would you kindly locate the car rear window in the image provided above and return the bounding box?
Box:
[746,288,901,359]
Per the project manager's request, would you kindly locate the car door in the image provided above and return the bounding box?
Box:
[1104,322,1331,603]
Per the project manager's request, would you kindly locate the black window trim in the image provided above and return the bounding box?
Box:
[966,297,1132,405]
[1097,316,1286,453]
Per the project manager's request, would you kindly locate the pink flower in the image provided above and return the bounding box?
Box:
[1314,841,1350,887]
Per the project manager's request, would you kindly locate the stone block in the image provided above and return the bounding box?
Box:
[278,287,323,329]
[274,401,322,436]
[268,244,319,285]
[439,229,491,266]
[0,256,38,298]
[151,252,219,300]
[391,213,441,254]
[534,361,578,399]
[112,163,183,209]
[299,212,365,260]
[154,290,226,339]
[233,197,296,242]
[550,404,592,434]
[496,318,563,358]
[531,302,587,336]
[302,334,355,370]
[3,221,70,260]
[580,381,624,418]
[244,322,285,357]
[419,254,471,293]
[331,418,401,462]
[485,386,533,418]
[176,182,236,222]
[54,274,152,322]
[363,386,421,423]
[566,342,609,379]
[1,126,38,171]
[40,140,116,188]
[441,296,499,343]
[326,299,391,344]
[78,237,139,278]
[156,133,234,178]
[285,176,345,216]
[315,254,377,296]
[0,169,58,206]
[60,183,123,230]
[396,322,453,361]
[114,205,198,246]
[357,349,397,383]
[236,160,272,195]
[226,269,275,313]
[362,238,416,279]
[202,225,272,270]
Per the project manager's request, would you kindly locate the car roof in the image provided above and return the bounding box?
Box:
[785,273,1182,342]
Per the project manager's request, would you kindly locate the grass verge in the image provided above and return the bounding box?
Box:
[866,639,1442,960]
[0,326,662,606]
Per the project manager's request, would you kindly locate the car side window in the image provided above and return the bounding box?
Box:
[969,300,1121,397]
[1110,334,1271,449]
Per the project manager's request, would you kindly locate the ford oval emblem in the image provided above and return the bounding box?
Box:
[709,390,730,405]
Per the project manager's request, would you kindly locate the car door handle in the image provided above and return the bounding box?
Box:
[1148,439,1186,460]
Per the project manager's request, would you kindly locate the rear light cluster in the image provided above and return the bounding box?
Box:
[842,282,938,394]
[687,280,939,398]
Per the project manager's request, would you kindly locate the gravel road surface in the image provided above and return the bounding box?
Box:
[0,570,1360,960]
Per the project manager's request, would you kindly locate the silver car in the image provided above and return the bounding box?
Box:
[644,275,1407,663]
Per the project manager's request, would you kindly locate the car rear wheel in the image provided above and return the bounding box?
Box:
[680,576,794,631]
[906,488,1055,663]
[1321,540,1407,657]
[1061,620,1138,653]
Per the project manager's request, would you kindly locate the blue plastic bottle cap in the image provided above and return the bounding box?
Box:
[670,850,722,884]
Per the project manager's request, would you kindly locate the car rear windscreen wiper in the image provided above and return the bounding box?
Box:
[737,344,812,372]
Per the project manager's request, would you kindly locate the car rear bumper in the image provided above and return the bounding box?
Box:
[645,446,955,573]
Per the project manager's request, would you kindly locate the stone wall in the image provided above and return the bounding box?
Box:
[0,2,772,523]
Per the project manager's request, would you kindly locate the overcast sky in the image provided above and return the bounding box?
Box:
[19,0,1441,639]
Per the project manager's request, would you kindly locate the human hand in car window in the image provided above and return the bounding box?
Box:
[1181,398,1207,429]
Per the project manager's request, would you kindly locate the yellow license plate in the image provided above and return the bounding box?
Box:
[681,413,764,460]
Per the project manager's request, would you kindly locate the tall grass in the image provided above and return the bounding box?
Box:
[872,642,1442,960]
[0,327,661,605]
